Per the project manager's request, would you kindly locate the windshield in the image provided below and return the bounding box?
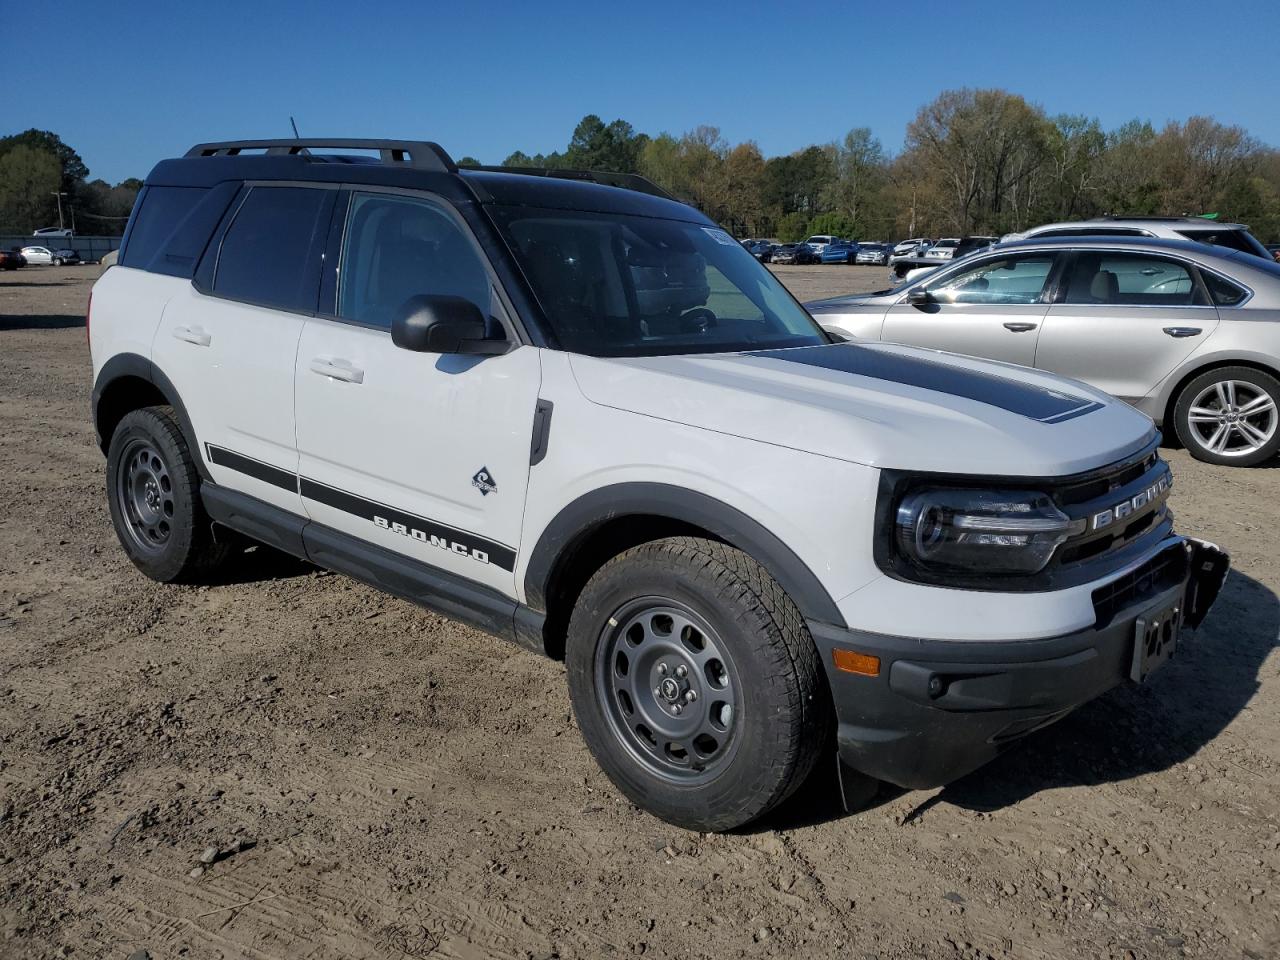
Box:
[490,206,828,357]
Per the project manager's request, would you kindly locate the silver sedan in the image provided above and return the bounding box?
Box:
[808,237,1280,466]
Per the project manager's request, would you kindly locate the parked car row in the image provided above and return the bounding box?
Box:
[741,236,895,266]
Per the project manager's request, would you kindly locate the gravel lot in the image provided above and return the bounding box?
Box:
[2,264,1278,960]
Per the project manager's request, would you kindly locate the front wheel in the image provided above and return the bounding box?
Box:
[566,537,831,831]
[53,257,63,266]
[1173,366,1280,466]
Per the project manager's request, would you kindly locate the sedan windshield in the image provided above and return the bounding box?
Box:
[490,206,828,357]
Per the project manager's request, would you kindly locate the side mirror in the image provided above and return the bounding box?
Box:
[907,288,932,307]
[391,295,507,355]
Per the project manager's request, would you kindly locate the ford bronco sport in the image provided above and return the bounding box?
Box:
[89,139,1229,831]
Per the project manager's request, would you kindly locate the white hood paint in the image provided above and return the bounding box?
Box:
[569,341,1156,476]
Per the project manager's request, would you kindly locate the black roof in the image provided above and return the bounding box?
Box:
[148,139,709,223]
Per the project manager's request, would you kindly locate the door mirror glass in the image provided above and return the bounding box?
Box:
[391,294,504,354]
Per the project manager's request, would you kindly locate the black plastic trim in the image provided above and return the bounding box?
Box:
[90,354,210,482]
[185,139,457,173]
[524,482,845,627]
[198,484,547,651]
[529,399,553,466]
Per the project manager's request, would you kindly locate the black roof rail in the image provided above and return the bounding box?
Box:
[184,139,457,173]
[462,165,676,201]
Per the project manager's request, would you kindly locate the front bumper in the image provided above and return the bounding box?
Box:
[810,538,1229,789]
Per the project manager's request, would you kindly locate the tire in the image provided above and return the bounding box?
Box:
[53,257,62,266]
[106,406,231,582]
[1173,366,1280,467]
[566,537,831,831]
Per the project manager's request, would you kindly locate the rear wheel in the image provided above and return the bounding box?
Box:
[1173,366,1280,466]
[566,537,830,831]
[106,406,230,581]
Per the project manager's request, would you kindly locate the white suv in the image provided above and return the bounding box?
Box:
[89,139,1228,831]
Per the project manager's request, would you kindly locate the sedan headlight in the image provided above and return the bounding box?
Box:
[893,488,1086,576]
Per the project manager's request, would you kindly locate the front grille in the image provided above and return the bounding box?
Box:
[1091,542,1187,628]
[1050,445,1172,572]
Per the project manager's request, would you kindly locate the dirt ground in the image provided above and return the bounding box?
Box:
[1,264,1278,960]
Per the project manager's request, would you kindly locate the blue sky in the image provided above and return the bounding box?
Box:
[5,1,1278,184]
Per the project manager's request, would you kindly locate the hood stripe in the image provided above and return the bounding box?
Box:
[748,344,1102,424]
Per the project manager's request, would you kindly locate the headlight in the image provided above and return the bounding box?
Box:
[894,488,1086,576]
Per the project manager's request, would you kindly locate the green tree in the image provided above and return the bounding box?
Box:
[775,211,809,242]
[807,211,857,239]
[0,144,62,233]
[0,129,88,194]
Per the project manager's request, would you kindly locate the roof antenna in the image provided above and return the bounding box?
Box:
[290,116,301,139]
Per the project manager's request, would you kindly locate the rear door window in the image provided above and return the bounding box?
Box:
[213,186,331,313]
[1063,253,1205,306]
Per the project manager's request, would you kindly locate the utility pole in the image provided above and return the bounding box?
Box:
[51,191,68,231]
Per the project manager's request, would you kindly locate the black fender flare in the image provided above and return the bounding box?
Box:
[523,482,847,628]
[91,352,209,481]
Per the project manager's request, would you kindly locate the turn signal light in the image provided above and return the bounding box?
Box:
[832,648,880,677]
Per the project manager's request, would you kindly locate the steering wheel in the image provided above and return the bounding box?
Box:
[679,307,718,333]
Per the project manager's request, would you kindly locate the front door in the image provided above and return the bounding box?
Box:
[881,251,1060,367]
[293,188,541,596]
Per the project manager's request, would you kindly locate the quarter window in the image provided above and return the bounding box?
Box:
[121,186,208,269]
[1202,271,1248,306]
[214,186,330,312]
[1063,253,1203,306]
[337,193,492,329]
[925,255,1056,305]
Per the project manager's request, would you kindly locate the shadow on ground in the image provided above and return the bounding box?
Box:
[0,314,86,330]
[761,569,1277,830]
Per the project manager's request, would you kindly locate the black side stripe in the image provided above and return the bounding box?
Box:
[203,443,516,572]
[205,444,298,491]
[749,343,1104,424]
[299,478,517,572]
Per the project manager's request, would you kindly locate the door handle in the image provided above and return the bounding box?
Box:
[1002,322,1038,333]
[171,325,211,347]
[309,356,365,384]
[1163,326,1203,338]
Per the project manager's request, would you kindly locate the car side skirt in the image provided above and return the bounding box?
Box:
[201,484,547,654]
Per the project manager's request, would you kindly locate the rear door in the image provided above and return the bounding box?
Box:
[1035,250,1220,404]
[881,251,1061,367]
[152,183,335,515]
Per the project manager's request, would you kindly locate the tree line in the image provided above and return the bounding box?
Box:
[0,130,140,237]
[4,87,1278,242]
[494,89,1280,243]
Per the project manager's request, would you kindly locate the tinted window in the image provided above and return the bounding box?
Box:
[492,206,826,356]
[1063,253,1203,306]
[1176,228,1271,258]
[926,254,1055,305]
[121,186,207,269]
[337,193,492,329]
[1202,271,1248,306]
[214,187,329,312]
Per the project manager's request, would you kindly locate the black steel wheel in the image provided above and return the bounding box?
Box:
[106,406,230,582]
[595,598,741,784]
[115,438,175,554]
[567,537,831,832]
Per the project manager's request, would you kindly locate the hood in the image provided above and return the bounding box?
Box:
[569,342,1156,476]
